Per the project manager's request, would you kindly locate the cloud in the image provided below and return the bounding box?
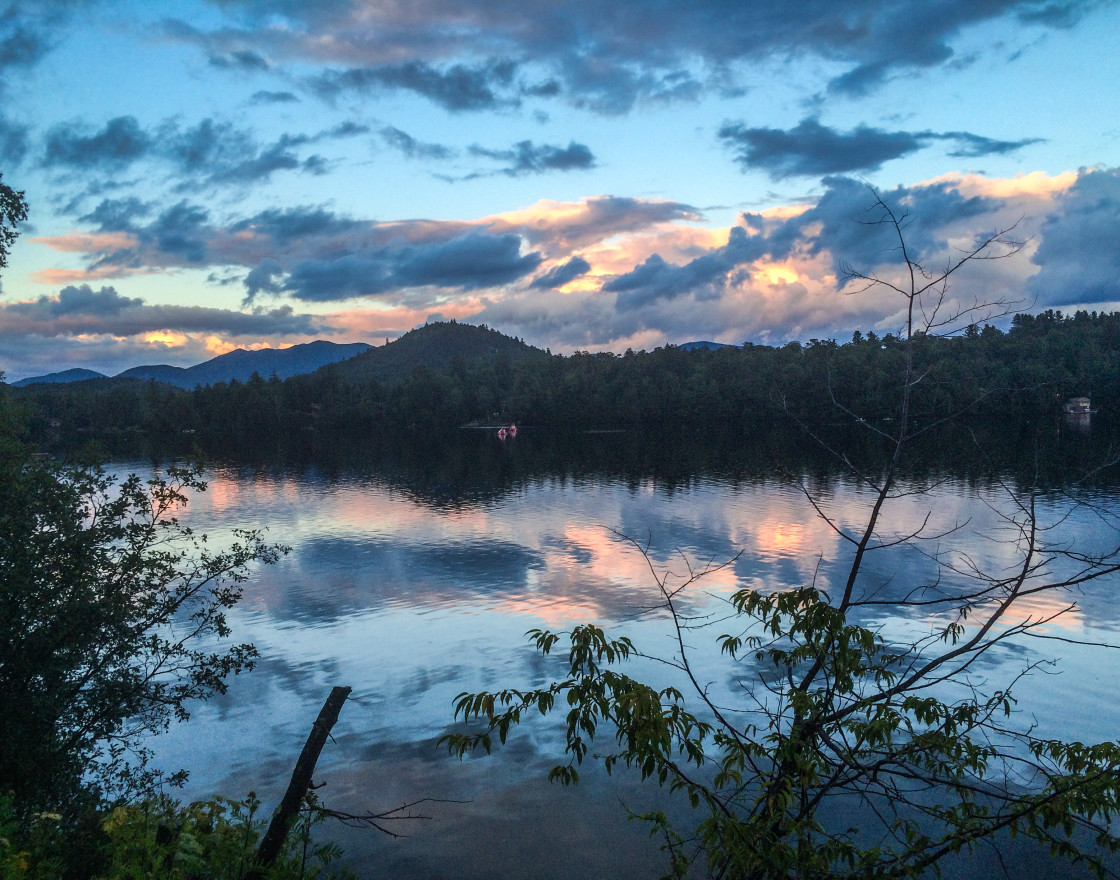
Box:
[148,201,210,263]
[244,258,285,298]
[0,284,333,339]
[0,8,53,75]
[719,118,1040,180]
[0,114,28,164]
[46,284,143,316]
[277,232,543,302]
[39,195,705,309]
[380,126,455,160]
[250,90,299,104]
[208,48,270,70]
[227,205,365,242]
[605,225,769,310]
[40,115,362,190]
[468,140,595,176]
[942,131,1045,158]
[44,116,152,170]
[487,195,702,251]
[313,60,519,112]
[163,1,1102,110]
[530,257,591,289]
[79,197,152,232]
[1028,166,1120,307]
[787,175,999,274]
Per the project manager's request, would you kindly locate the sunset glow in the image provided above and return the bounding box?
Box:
[0,2,1116,382]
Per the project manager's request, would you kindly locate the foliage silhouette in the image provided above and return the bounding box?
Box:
[0,455,285,811]
[442,190,1120,879]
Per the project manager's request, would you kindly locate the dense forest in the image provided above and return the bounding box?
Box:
[5,309,1118,452]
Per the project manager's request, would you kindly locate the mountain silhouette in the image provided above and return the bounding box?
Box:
[14,340,371,389]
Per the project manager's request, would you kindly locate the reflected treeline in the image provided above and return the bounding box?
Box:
[34,415,1120,512]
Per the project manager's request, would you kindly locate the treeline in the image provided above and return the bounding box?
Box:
[8,309,1120,448]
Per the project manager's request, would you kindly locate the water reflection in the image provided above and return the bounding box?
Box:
[126,432,1120,878]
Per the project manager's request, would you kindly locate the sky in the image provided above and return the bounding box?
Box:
[0,0,1118,381]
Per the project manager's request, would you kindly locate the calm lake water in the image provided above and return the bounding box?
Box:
[123,428,1120,879]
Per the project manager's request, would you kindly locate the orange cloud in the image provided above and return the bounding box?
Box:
[29,231,138,253]
[144,330,190,348]
[923,170,1078,200]
[204,336,287,356]
[322,301,486,336]
[31,266,154,285]
[484,195,702,254]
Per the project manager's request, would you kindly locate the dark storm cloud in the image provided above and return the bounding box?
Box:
[602,175,1002,312]
[45,285,143,317]
[0,285,332,338]
[208,48,270,70]
[606,225,770,310]
[162,118,255,172]
[67,201,379,280]
[0,114,28,164]
[469,140,595,176]
[312,60,519,112]
[169,125,346,186]
[44,116,152,170]
[326,121,370,138]
[228,205,364,242]
[208,139,302,184]
[604,225,770,311]
[719,119,1040,180]
[562,63,704,115]
[177,1,1100,108]
[0,7,52,74]
[250,90,299,104]
[244,258,286,298]
[380,126,455,160]
[79,198,151,232]
[941,131,1045,158]
[150,201,210,263]
[504,195,702,250]
[1028,167,1120,307]
[530,256,591,289]
[279,233,543,302]
[788,176,997,274]
[41,115,360,189]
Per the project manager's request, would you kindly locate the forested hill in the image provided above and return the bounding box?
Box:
[329,320,549,384]
[5,310,1119,447]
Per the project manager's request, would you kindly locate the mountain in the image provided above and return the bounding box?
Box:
[325,321,549,384]
[12,368,108,386]
[16,341,372,390]
[677,341,735,351]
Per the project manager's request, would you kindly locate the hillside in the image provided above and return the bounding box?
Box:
[678,341,734,351]
[13,368,107,386]
[324,321,550,384]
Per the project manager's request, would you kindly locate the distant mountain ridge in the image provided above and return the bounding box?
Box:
[12,368,108,385]
[13,340,372,389]
[11,329,732,391]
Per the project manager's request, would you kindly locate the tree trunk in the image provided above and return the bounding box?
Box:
[248,685,351,877]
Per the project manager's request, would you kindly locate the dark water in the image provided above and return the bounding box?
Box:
[120,427,1120,878]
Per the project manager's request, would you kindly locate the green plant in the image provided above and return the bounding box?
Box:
[442,191,1120,878]
[0,453,286,811]
[95,793,350,880]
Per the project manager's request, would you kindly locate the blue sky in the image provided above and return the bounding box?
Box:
[0,0,1118,380]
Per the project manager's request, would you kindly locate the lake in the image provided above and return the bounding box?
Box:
[127,426,1120,878]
